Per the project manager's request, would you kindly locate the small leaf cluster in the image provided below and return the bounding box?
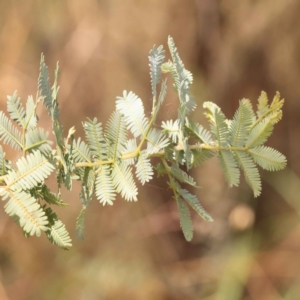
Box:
[0,37,286,248]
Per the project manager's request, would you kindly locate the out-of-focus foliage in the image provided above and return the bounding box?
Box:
[0,1,299,300]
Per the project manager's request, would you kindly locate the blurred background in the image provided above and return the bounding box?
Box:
[0,0,300,299]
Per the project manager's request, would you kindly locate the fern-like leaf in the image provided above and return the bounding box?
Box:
[71,137,92,164]
[25,128,53,155]
[4,150,55,190]
[123,139,137,165]
[0,111,22,150]
[83,118,107,160]
[167,36,196,119]
[152,79,168,121]
[170,164,197,187]
[7,91,25,128]
[178,188,213,221]
[45,207,72,250]
[175,195,193,242]
[116,91,149,138]
[234,151,261,197]
[246,118,273,148]
[191,147,215,168]
[162,119,179,143]
[203,102,230,146]
[149,45,165,98]
[248,146,287,171]
[1,189,48,236]
[38,53,52,112]
[112,161,138,201]
[76,207,86,240]
[218,150,240,187]
[25,96,38,130]
[95,165,116,205]
[146,128,169,155]
[105,110,127,160]
[230,99,255,147]
[185,119,212,145]
[135,151,153,185]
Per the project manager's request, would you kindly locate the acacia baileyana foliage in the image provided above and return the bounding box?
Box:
[0,37,286,249]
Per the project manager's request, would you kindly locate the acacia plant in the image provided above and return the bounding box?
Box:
[0,37,286,249]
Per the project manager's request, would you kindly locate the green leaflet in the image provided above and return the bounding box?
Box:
[203,102,230,147]
[149,45,165,98]
[76,207,86,240]
[246,118,273,148]
[135,151,153,185]
[45,207,72,250]
[170,164,198,187]
[96,165,116,205]
[230,99,255,147]
[146,128,169,155]
[167,36,196,119]
[175,195,193,242]
[71,137,92,164]
[116,91,149,138]
[218,150,240,187]
[152,79,167,121]
[1,189,48,237]
[256,91,284,124]
[4,150,55,190]
[191,147,215,168]
[25,128,53,155]
[0,111,22,150]
[38,53,52,112]
[25,95,38,130]
[162,119,179,143]
[234,151,261,197]
[7,91,26,128]
[248,146,287,171]
[105,110,127,160]
[178,188,213,222]
[185,119,212,145]
[112,161,138,201]
[84,118,107,160]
